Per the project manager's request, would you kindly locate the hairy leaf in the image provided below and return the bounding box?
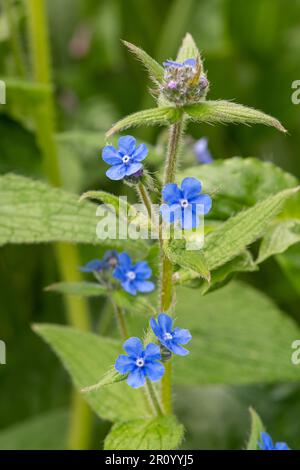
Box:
[104,415,184,450]
[163,239,210,281]
[34,325,151,422]
[246,408,265,450]
[176,32,201,64]
[82,368,126,393]
[123,41,164,82]
[106,107,182,137]
[257,221,300,263]
[174,281,300,385]
[203,187,299,270]
[184,100,287,133]
[80,190,136,219]
[0,174,146,255]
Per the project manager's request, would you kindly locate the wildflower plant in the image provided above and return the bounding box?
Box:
[8,26,299,450]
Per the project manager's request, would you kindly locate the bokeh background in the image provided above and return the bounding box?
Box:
[0,0,300,450]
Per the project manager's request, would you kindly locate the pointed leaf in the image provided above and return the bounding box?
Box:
[203,187,299,270]
[123,41,164,82]
[104,415,184,450]
[184,100,287,133]
[246,408,265,450]
[33,324,150,422]
[82,368,126,393]
[106,107,182,137]
[45,282,107,297]
[257,221,300,263]
[80,190,136,219]
[176,32,201,63]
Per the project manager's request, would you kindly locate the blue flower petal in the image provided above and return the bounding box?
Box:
[144,343,161,361]
[132,143,148,162]
[123,337,144,358]
[135,280,155,293]
[127,368,146,388]
[113,266,126,282]
[260,432,274,450]
[121,279,137,296]
[160,203,182,224]
[184,58,197,67]
[173,327,192,345]
[106,164,127,180]
[181,177,202,200]
[162,183,182,204]
[274,443,290,450]
[125,162,143,176]
[102,145,122,164]
[168,343,189,356]
[163,60,183,68]
[181,205,200,230]
[157,313,173,333]
[79,259,103,272]
[118,135,136,155]
[193,138,213,164]
[144,362,165,382]
[118,252,132,270]
[190,194,212,215]
[134,261,152,279]
[150,317,162,338]
[115,354,136,374]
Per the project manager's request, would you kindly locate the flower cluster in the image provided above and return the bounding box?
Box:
[102,135,148,181]
[115,314,192,388]
[81,251,154,296]
[161,58,209,106]
[258,432,290,451]
[160,177,212,229]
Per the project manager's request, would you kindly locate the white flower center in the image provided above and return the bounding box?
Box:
[127,271,136,281]
[164,332,173,341]
[180,198,189,208]
[122,155,130,164]
[135,358,144,368]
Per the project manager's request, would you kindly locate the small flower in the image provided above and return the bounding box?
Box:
[258,432,290,450]
[102,135,148,181]
[80,250,118,273]
[193,137,213,164]
[115,337,165,388]
[160,177,212,230]
[161,58,209,106]
[113,252,155,296]
[150,313,192,356]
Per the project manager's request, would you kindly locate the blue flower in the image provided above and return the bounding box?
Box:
[102,135,148,181]
[115,337,165,388]
[163,58,197,68]
[80,250,118,273]
[160,177,212,230]
[113,252,155,296]
[150,313,192,356]
[193,138,213,164]
[258,432,290,450]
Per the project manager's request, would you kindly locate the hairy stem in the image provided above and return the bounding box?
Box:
[111,299,129,339]
[159,119,184,414]
[26,0,92,450]
[145,379,163,416]
[137,181,153,218]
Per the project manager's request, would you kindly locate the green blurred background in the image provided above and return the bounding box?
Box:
[0,0,300,450]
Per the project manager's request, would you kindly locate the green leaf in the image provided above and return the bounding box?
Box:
[80,190,136,219]
[184,100,287,133]
[257,221,300,263]
[123,40,164,82]
[176,32,201,63]
[276,244,300,297]
[82,368,126,393]
[0,409,69,450]
[174,281,300,385]
[175,251,257,294]
[246,408,265,450]
[106,107,182,137]
[104,415,184,450]
[45,282,107,297]
[0,174,146,255]
[34,324,150,422]
[163,239,210,281]
[112,290,157,316]
[203,187,299,270]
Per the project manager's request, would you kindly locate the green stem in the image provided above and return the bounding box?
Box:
[111,299,129,339]
[26,0,92,450]
[159,119,184,414]
[145,379,163,416]
[3,0,26,77]
[137,181,153,218]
